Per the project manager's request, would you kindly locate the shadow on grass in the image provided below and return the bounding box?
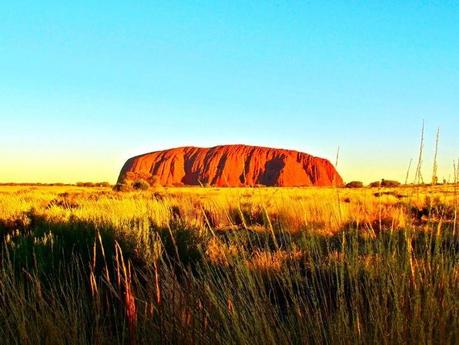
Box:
[1,210,458,344]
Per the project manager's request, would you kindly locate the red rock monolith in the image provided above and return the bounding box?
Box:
[118,145,343,187]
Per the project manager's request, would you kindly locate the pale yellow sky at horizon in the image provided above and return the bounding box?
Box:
[0,149,455,185]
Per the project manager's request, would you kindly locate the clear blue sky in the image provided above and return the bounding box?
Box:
[1,1,458,183]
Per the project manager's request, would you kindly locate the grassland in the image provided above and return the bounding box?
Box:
[0,184,458,344]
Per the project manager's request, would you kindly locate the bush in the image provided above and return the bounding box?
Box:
[149,175,162,187]
[132,179,150,191]
[345,181,363,188]
[369,179,401,188]
[368,181,381,188]
[381,179,401,187]
[113,183,133,192]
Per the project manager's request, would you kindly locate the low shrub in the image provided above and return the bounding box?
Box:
[132,179,150,191]
[345,181,363,188]
[381,179,401,187]
[113,183,133,192]
[149,175,162,187]
[369,179,401,188]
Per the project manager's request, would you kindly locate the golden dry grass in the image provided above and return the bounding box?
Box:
[0,183,456,272]
[1,183,456,234]
[0,184,458,344]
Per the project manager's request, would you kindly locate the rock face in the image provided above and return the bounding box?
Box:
[118,145,343,187]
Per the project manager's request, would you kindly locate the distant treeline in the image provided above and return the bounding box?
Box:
[0,182,112,187]
[75,182,112,187]
[345,178,453,188]
[0,180,453,189]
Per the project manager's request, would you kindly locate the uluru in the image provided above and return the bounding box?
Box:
[118,145,343,187]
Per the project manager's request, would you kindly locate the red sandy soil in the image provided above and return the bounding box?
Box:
[118,145,343,187]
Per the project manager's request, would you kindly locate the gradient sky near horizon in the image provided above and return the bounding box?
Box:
[1,1,458,184]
